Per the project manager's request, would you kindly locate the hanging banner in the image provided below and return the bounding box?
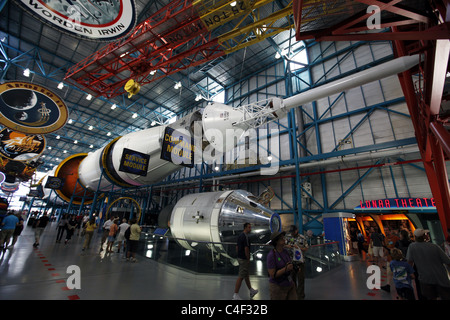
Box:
[160,126,194,168]
[0,128,46,161]
[119,148,150,176]
[0,81,69,134]
[44,176,64,189]
[14,0,136,41]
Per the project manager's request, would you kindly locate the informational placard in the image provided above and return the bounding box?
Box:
[119,148,150,176]
[160,126,194,168]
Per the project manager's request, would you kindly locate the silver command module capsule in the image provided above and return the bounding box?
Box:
[168,189,282,263]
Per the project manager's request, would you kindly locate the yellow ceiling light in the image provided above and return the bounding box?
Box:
[124,79,140,98]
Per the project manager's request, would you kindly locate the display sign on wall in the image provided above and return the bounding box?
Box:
[0,81,69,134]
[14,0,136,41]
[0,128,46,161]
[355,197,436,211]
[119,148,150,176]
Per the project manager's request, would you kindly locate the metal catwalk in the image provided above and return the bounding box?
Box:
[0,222,397,300]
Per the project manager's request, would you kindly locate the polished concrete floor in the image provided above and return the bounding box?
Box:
[0,222,399,301]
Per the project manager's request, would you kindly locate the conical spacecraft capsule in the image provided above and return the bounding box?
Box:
[169,189,281,261]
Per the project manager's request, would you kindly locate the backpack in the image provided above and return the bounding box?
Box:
[124,226,131,240]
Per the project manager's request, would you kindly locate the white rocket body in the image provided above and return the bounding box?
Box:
[72,54,420,193]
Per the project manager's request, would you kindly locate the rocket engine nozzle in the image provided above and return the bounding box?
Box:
[54,153,94,205]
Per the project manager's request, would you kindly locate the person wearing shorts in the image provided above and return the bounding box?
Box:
[126,218,141,262]
[370,227,386,266]
[232,222,258,300]
[0,212,19,249]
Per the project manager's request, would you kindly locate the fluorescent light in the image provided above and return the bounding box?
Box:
[23,68,30,77]
[57,82,64,89]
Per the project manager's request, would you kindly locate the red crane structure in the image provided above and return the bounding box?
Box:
[64,0,295,98]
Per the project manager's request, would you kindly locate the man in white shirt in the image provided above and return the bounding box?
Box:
[100,216,115,252]
[117,218,130,255]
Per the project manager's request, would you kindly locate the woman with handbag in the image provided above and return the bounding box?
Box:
[267,231,297,300]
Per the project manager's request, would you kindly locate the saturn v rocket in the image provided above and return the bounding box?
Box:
[49,54,420,252]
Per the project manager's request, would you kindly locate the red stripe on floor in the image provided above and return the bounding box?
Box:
[34,247,80,300]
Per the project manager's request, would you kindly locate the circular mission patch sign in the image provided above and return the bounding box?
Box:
[0,128,46,162]
[0,81,69,134]
[14,0,136,41]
